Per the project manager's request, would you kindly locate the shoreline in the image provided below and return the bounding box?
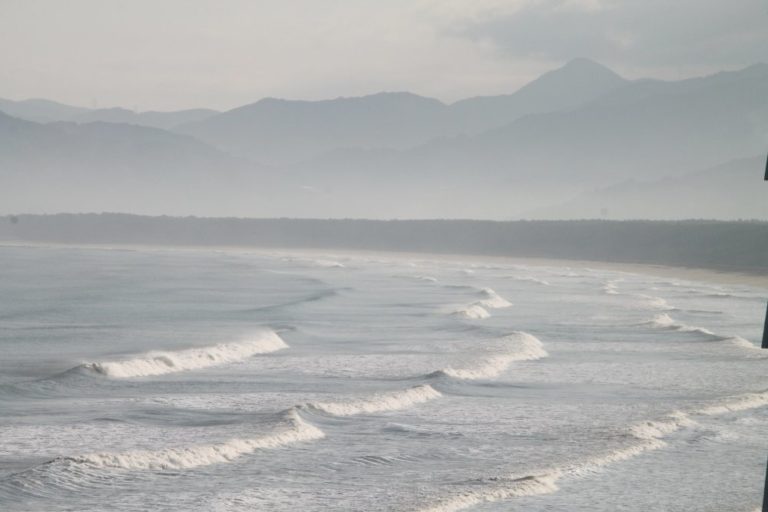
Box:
[275,248,768,289]
[2,240,767,290]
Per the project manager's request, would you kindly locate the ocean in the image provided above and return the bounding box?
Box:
[0,244,766,511]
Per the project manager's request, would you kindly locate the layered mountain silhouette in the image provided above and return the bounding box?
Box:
[176,58,628,165]
[0,111,268,216]
[527,156,768,220]
[0,98,218,129]
[1,58,766,219]
[0,98,90,124]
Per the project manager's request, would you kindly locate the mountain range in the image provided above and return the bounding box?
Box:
[1,58,766,219]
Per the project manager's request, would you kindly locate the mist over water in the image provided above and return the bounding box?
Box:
[1,245,766,511]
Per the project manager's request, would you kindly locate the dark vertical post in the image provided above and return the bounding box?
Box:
[763,154,768,512]
[765,153,768,181]
[764,155,768,350]
[763,302,768,349]
[764,456,768,512]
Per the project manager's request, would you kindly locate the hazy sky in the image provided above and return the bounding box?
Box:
[1,0,766,111]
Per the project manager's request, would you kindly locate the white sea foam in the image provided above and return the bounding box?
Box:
[637,294,674,310]
[628,411,696,441]
[416,398,767,512]
[312,259,345,268]
[476,288,513,309]
[307,385,442,416]
[284,257,346,268]
[61,409,323,470]
[393,274,438,283]
[418,475,560,512]
[437,332,547,380]
[418,412,691,511]
[575,395,768,477]
[451,304,491,320]
[697,391,768,416]
[509,276,550,286]
[84,330,288,378]
[450,288,511,319]
[644,313,718,337]
[602,280,621,295]
[643,314,758,349]
[572,395,768,477]
[727,336,761,350]
[563,412,694,480]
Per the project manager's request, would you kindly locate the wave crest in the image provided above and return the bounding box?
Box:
[476,288,513,309]
[697,391,768,415]
[602,280,621,295]
[435,332,547,380]
[644,314,718,337]
[451,305,491,320]
[416,391,768,511]
[59,409,322,470]
[307,385,442,416]
[643,314,757,348]
[508,276,550,286]
[637,294,674,310]
[83,330,288,378]
[418,475,559,512]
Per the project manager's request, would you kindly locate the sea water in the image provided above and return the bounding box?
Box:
[0,245,766,511]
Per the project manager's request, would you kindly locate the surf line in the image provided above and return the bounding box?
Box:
[304,332,548,418]
[78,329,288,378]
[450,288,513,320]
[37,333,543,473]
[642,313,759,350]
[22,332,550,481]
[50,408,323,471]
[415,390,768,512]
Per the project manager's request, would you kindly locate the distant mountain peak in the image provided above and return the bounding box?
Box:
[544,58,625,82]
[562,57,608,68]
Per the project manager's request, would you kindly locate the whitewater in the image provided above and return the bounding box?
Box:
[0,245,766,512]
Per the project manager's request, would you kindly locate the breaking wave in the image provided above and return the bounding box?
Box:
[644,313,719,337]
[418,475,560,512]
[475,288,513,309]
[311,259,345,268]
[637,294,675,310]
[450,288,512,319]
[643,314,758,348]
[81,330,288,378]
[392,274,439,283]
[306,385,442,416]
[726,336,760,350]
[508,276,550,286]
[697,391,768,415]
[56,409,322,471]
[282,257,345,268]
[451,305,491,320]
[602,280,621,295]
[433,332,547,380]
[417,391,768,511]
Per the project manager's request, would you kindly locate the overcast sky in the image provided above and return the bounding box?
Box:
[1,0,766,111]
